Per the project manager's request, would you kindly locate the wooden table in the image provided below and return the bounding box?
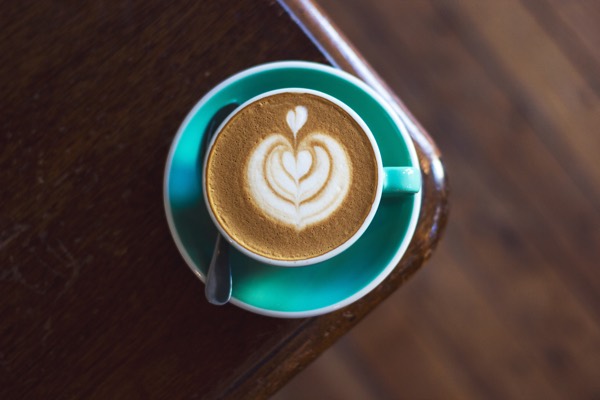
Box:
[0,1,447,398]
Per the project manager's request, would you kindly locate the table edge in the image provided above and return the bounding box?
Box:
[221,1,450,398]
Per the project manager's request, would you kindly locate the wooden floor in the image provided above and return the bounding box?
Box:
[275,0,600,399]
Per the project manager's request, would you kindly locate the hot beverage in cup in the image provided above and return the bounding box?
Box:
[204,90,381,265]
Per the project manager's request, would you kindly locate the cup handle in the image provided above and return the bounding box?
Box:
[382,167,421,195]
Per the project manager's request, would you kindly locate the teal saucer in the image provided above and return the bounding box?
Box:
[163,61,421,318]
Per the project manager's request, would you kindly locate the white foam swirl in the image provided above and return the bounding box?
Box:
[246,132,351,229]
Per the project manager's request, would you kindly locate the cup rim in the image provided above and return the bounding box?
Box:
[202,88,385,267]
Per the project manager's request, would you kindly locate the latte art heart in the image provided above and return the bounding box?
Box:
[246,108,351,229]
[282,150,311,181]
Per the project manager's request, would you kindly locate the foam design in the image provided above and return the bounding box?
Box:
[246,106,351,229]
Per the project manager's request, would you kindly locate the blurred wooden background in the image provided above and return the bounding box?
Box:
[275,0,600,399]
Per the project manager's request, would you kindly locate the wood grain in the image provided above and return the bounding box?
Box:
[275,0,600,399]
[0,1,447,399]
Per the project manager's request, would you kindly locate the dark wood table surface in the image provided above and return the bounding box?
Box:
[0,1,447,399]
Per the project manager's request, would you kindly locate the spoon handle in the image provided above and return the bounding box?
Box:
[202,102,238,306]
[205,234,232,305]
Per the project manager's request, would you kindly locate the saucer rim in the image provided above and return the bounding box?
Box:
[163,60,421,318]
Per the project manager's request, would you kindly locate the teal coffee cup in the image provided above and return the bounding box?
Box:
[202,88,421,267]
[165,61,422,317]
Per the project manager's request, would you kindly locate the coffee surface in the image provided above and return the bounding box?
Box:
[205,92,378,261]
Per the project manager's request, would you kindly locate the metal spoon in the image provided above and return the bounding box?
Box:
[205,233,231,305]
[202,103,239,305]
